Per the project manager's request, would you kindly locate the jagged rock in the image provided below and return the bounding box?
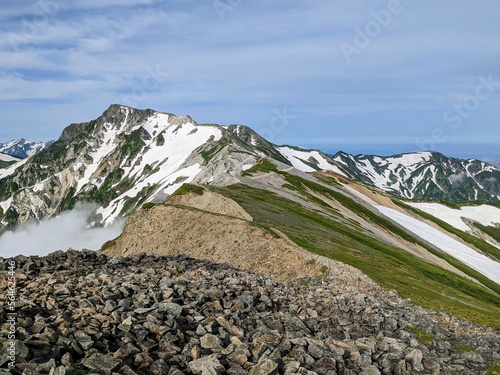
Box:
[422,357,440,375]
[120,365,139,375]
[405,348,424,372]
[1,251,498,375]
[149,359,170,374]
[60,353,73,366]
[81,353,121,373]
[283,360,301,374]
[159,302,183,317]
[188,354,225,374]
[49,367,66,375]
[134,307,155,315]
[36,358,56,372]
[201,334,222,350]
[79,299,94,308]
[248,359,278,375]
[461,351,484,363]
[23,258,36,271]
[10,341,30,361]
[118,316,133,332]
[359,365,381,375]
[74,330,94,350]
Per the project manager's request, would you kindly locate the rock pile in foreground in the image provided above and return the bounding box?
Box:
[1,250,499,375]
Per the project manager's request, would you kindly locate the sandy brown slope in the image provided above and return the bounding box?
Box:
[103,190,375,287]
[167,189,253,221]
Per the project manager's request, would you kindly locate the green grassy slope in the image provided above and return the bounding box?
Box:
[212,164,500,329]
[473,222,500,243]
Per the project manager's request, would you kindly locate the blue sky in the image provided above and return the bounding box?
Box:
[0,0,499,160]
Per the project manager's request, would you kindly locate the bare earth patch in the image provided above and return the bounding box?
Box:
[104,190,374,287]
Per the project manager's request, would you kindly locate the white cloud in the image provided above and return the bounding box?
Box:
[0,1,499,159]
[0,203,125,258]
[448,173,466,185]
[71,0,158,10]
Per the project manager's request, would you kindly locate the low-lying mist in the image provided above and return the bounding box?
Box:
[0,204,126,258]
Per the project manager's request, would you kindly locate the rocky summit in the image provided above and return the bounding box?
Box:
[1,251,499,375]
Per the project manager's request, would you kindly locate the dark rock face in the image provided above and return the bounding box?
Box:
[1,250,499,374]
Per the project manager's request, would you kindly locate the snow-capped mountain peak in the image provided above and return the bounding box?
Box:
[0,105,239,227]
[0,138,53,159]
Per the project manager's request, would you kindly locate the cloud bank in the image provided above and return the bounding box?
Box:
[0,204,125,258]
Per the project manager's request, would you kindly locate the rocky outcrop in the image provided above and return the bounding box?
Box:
[1,251,499,374]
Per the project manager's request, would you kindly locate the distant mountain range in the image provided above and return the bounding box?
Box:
[0,138,53,159]
[484,158,500,169]
[0,104,498,230]
[333,151,500,202]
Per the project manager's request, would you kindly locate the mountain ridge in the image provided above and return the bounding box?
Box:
[0,104,499,231]
[332,150,500,202]
[102,158,500,328]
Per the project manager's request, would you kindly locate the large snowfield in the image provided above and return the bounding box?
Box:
[376,205,500,285]
[0,158,29,179]
[0,153,20,162]
[407,202,500,233]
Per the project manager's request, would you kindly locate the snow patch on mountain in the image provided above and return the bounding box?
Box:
[163,164,203,195]
[124,122,220,186]
[376,205,500,285]
[0,158,30,179]
[0,198,13,214]
[0,153,20,163]
[75,121,125,193]
[278,147,346,175]
[338,152,433,198]
[92,114,222,225]
[393,152,433,165]
[407,203,500,233]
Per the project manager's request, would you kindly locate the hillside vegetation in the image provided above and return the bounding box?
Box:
[215,160,500,329]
